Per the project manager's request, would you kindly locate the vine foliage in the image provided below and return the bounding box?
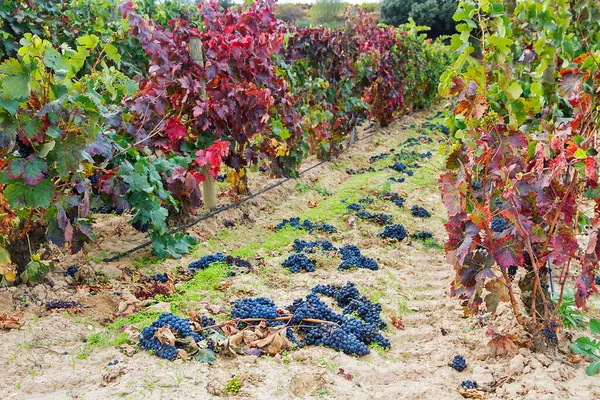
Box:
[438,0,600,346]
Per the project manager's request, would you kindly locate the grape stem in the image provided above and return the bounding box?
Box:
[200,316,339,331]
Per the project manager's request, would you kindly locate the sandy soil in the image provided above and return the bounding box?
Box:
[1,110,599,400]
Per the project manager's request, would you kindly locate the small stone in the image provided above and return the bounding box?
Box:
[472,365,495,387]
[509,354,526,375]
[536,354,551,367]
[529,358,542,370]
[523,365,531,374]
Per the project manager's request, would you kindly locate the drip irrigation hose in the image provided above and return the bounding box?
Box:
[103,127,379,262]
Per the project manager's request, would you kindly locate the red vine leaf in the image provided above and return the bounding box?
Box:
[492,236,524,268]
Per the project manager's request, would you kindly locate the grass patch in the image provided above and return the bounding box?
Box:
[158,262,231,314]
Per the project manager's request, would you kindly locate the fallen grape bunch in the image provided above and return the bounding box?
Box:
[355,211,393,226]
[282,253,316,273]
[411,205,431,218]
[379,224,408,241]
[338,245,379,271]
[274,217,336,233]
[188,253,253,273]
[137,283,389,361]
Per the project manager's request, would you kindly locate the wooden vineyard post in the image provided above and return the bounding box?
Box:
[189,37,216,210]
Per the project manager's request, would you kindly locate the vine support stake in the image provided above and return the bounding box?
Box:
[189,37,216,210]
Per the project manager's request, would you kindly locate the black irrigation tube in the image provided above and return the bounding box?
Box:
[103,127,380,262]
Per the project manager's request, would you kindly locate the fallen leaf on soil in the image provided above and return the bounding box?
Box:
[389,313,404,330]
[242,348,263,357]
[214,282,232,291]
[122,325,140,341]
[250,327,290,355]
[156,326,176,346]
[308,200,319,208]
[207,304,225,314]
[178,349,191,360]
[0,312,24,329]
[567,354,583,363]
[221,323,238,336]
[134,283,172,301]
[487,324,517,356]
[347,216,356,229]
[101,367,124,387]
[458,388,485,399]
[119,344,136,357]
[337,368,353,381]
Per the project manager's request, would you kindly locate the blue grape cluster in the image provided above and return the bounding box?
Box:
[381,192,404,208]
[338,245,379,271]
[491,217,507,233]
[542,321,559,343]
[390,162,414,176]
[132,220,149,233]
[312,282,386,329]
[494,198,504,208]
[411,205,431,218]
[293,239,336,253]
[461,380,477,390]
[596,276,600,286]
[451,355,467,371]
[275,217,336,233]
[411,231,433,240]
[379,224,408,241]
[387,177,405,183]
[201,315,216,327]
[63,265,79,277]
[358,197,373,204]
[356,211,393,226]
[46,300,81,310]
[286,282,390,355]
[282,253,316,273]
[369,153,390,163]
[189,253,253,276]
[305,325,370,356]
[189,253,227,270]
[139,313,200,361]
[346,203,365,211]
[216,173,227,182]
[151,273,168,283]
[507,265,518,281]
[231,298,278,319]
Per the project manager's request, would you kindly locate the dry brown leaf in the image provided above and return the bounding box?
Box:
[0,312,24,329]
[221,323,238,336]
[389,313,405,330]
[101,367,124,387]
[119,344,136,357]
[122,325,140,341]
[214,282,232,291]
[347,216,356,229]
[487,328,518,356]
[458,388,485,399]
[156,326,176,346]
[207,304,225,314]
[228,331,246,348]
[337,368,353,381]
[178,349,191,360]
[251,328,290,355]
[308,200,319,208]
[567,354,583,363]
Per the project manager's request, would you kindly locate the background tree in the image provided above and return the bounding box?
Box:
[311,0,345,24]
[381,0,458,38]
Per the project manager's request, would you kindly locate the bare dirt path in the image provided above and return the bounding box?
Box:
[1,110,599,400]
